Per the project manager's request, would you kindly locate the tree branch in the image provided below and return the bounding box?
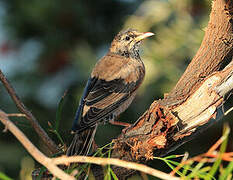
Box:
[0,70,59,154]
[52,156,179,180]
[162,0,233,106]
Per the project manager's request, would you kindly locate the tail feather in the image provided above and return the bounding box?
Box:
[66,125,97,156]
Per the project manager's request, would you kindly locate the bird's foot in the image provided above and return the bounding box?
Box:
[92,140,99,152]
[122,126,130,134]
[109,119,131,127]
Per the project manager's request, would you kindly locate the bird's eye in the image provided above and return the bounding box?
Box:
[125,36,130,41]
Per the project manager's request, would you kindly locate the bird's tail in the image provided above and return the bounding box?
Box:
[66,125,97,156]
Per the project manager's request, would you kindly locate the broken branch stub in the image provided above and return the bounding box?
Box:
[114,103,179,161]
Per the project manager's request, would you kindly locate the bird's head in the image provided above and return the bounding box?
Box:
[109,29,154,59]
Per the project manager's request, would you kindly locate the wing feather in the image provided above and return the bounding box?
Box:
[72,54,145,132]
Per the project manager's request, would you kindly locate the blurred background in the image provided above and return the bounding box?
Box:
[0,0,232,179]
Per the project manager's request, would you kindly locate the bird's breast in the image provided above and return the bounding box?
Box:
[91,53,145,84]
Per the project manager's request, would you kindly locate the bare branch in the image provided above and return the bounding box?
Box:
[52,156,179,180]
[7,113,26,117]
[0,70,59,154]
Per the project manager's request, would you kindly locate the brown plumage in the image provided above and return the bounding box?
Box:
[66,29,154,156]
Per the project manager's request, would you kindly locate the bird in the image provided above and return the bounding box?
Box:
[66,28,154,156]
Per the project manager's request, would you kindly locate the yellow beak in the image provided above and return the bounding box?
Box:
[134,32,154,42]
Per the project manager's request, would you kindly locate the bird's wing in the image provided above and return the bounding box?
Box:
[71,77,97,131]
[72,54,145,132]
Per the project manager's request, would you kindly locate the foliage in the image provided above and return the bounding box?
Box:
[154,123,232,180]
[0,172,13,180]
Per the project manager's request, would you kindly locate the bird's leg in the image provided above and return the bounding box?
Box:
[109,113,131,127]
[92,139,99,152]
[109,120,131,127]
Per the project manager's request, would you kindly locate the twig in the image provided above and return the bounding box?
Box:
[0,110,74,180]
[52,156,180,180]
[206,137,227,155]
[7,113,26,117]
[205,152,233,162]
[0,70,59,154]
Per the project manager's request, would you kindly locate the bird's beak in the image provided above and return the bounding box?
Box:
[134,32,154,42]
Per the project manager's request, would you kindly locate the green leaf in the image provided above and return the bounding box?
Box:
[162,159,175,170]
[198,173,215,180]
[110,169,119,180]
[53,129,65,145]
[219,160,233,180]
[93,142,113,157]
[166,159,181,166]
[206,123,230,180]
[163,154,184,159]
[182,161,193,177]
[199,166,211,173]
[0,172,13,180]
[55,91,67,131]
[104,167,111,180]
[154,156,183,176]
[76,163,89,177]
[187,161,205,178]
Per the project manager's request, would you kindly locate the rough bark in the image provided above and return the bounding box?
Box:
[162,0,233,107]
[90,0,233,179]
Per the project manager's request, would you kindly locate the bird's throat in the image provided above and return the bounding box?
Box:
[117,48,141,61]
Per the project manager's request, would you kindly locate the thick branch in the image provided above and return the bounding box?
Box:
[0,70,59,154]
[162,0,233,106]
